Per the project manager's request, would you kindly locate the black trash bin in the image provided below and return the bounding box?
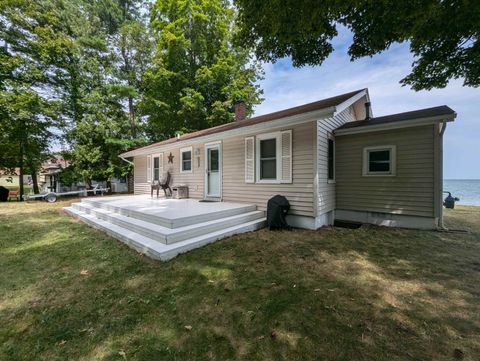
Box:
[267,195,290,230]
[0,186,9,202]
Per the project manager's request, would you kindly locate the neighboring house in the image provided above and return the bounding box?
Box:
[0,168,31,188]
[39,155,128,193]
[120,88,456,230]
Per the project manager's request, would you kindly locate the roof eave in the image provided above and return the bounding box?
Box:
[333,89,368,116]
[120,106,336,158]
[334,113,456,136]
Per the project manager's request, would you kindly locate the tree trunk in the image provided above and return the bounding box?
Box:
[30,166,39,194]
[128,95,136,137]
[19,142,24,201]
[106,179,112,195]
[127,173,134,194]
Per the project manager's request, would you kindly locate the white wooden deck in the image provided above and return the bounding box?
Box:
[63,195,266,261]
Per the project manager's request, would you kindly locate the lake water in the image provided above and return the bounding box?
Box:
[443,179,480,206]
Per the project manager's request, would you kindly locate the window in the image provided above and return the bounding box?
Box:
[328,137,335,181]
[260,138,277,180]
[180,147,192,173]
[153,156,160,181]
[363,145,396,176]
[253,130,291,183]
[255,133,281,183]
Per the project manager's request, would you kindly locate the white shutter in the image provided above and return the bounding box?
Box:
[146,155,152,183]
[245,137,255,183]
[280,130,292,183]
[158,153,164,177]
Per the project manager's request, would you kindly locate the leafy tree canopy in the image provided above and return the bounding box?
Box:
[142,0,263,140]
[234,0,480,90]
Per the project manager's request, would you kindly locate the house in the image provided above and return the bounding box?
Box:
[65,89,456,261]
[39,155,129,193]
[0,168,31,188]
[119,88,455,230]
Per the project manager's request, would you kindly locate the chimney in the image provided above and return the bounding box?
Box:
[364,102,371,121]
[234,102,246,122]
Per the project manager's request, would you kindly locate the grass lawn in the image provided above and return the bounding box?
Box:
[1,201,479,361]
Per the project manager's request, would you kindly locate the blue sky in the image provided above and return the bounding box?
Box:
[252,27,479,180]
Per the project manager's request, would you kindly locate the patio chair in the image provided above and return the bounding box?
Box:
[8,188,20,201]
[151,172,172,198]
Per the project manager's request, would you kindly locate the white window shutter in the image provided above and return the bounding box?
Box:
[159,153,164,176]
[280,130,292,183]
[146,155,152,183]
[245,137,255,183]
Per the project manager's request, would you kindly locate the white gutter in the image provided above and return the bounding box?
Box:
[120,156,134,165]
[120,106,336,158]
[334,114,456,136]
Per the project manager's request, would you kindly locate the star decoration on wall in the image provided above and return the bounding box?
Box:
[167,152,174,164]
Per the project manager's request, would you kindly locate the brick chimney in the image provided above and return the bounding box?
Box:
[234,102,246,122]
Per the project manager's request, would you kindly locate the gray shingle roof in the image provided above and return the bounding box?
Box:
[336,105,456,131]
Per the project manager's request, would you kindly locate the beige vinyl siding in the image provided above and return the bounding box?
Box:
[133,155,149,194]
[335,125,436,217]
[132,121,316,216]
[316,107,357,215]
[133,142,205,198]
[222,121,315,216]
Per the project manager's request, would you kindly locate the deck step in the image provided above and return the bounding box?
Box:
[71,202,264,244]
[64,206,266,261]
[80,198,257,228]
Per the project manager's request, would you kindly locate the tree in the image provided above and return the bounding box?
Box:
[0,0,64,197]
[234,0,480,90]
[142,0,263,141]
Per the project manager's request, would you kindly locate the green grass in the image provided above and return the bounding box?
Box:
[1,201,479,361]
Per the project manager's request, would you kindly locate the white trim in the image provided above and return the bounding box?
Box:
[362,145,396,176]
[256,131,282,184]
[204,142,222,199]
[120,107,335,157]
[334,114,456,136]
[180,146,193,173]
[333,89,368,116]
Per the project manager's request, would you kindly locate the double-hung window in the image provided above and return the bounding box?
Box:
[363,145,396,176]
[180,147,192,173]
[153,156,160,181]
[259,138,277,180]
[245,130,291,184]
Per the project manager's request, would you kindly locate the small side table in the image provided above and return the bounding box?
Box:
[172,185,189,199]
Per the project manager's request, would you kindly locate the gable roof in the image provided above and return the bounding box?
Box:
[121,89,367,157]
[335,105,456,135]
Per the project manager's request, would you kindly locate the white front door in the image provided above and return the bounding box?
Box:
[205,142,221,199]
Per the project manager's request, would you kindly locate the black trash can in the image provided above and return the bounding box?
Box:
[0,186,9,202]
[267,195,290,230]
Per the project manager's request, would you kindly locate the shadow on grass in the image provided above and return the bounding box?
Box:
[0,202,479,360]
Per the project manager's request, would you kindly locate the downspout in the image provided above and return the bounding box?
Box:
[438,122,447,229]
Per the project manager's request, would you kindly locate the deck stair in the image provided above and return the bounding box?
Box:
[63,197,265,261]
